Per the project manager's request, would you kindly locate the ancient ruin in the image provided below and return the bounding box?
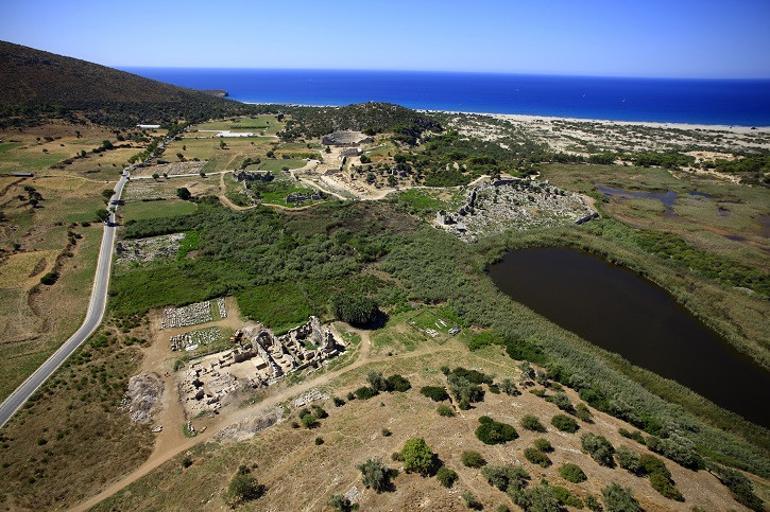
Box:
[435,177,598,241]
[161,298,227,329]
[170,327,223,352]
[322,130,373,146]
[116,233,185,264]
[179,316,344,415]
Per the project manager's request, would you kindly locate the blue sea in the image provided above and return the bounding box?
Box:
[123,68,770,126]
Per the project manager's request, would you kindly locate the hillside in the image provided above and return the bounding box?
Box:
[0,40,248,127]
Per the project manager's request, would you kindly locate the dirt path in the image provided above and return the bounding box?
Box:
[71,325,453,511]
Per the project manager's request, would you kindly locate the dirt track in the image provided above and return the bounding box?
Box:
[71,327,452,511]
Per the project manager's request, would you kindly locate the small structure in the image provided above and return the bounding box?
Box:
[286,190,326,203]
[217,130,254,138]
[137,124,161,129]
[234,170,274,182]
[322,130,373,146]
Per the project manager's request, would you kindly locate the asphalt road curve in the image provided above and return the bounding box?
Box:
[0,172,129,428]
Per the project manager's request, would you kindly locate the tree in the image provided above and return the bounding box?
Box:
[101,189,113,201]
[357,458,392,493]
[95,209,110,223]
[602,483,640,512]
[226,466,266,506]
[360,154,371,164]
[615,446,642,475]
[152,172,160,180]
[420,386,449,402]
[331,293,379,326]
[524,447,551,468]
[176,187,192,200]
[400,437,436,476]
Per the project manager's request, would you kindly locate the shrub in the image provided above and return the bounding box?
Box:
[462,491,483,510]
[311,405,328,419]
[476,416,518,445]
[301,414,319,429]
[333,396,346,407]
[533,438,553,453]
[401,437,437,476]
[585,495,602,512]
[582,433,616,468]
[382,428,392,437]
[386,374,412,392]
[436,466,458,488]
[615,446,642,475]
[176,187,191,200]
[551,414,579,433]
[447,372,484,410]
[558,463,587,483]
[461,450,487,468]
[329,494,357,512]
[226,466,266,506]
[551,484,584,508]
[367,371,389,392]
[546,392,575,415]
[450,367,493,385]
[524,447,551,468]
[511,482,562,512]
[500,378,520,396]
[575,403,593,423]
[482,464,530,492]
[646,434,705,470]
[649,470,684,501]
[181,456,193,468]
[357,458,393,493]
[712,465,764,512]
[315,436,324,445]
[40,271,60,285]
[437,404,455,417]
[354,386,378,400]
[602,483,640,512]
[420,385,449,402]
[521,415,546,432]
[618,428,645,444]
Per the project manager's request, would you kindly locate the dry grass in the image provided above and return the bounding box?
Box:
[91,342,753,512]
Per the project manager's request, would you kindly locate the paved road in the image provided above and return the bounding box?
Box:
[0,171,129,428]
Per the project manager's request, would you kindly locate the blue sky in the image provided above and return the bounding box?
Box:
[1,0,769,78]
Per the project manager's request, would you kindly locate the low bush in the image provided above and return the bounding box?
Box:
[575,403,593,423]
[420,385,449,402]
[329,494,357,512]
[437,404,455,417]
[546,391,576,415]
[436,466,458,488]
[481,464,530,493]
[712,465,765,512]
[602,483,641,512]
[386,374,412,392]
[616,446,643,475]
[462,491,483,510]
[357,458,394,493]
[533,438,553,453]
[461,450,486,468]
[524,447,551,468]
[619,428,645,444]
[581,433,616,468]
[551,414,579,433]
[226,466,266,506]
[558,463,587,483]
[476,416,519,445]
[40,271,59,285]
[520,415,546,432]
[500,378,520,396]
[354,386,378,400]
[646,434,705,471]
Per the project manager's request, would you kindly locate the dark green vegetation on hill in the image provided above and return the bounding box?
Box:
[276,102,442,142]
[111,198,770,480]
[0,41,250,128]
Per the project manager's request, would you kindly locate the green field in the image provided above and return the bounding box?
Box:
[192,115,285,135]
[253,158,307,172]
[247,176,324,208]
[121,199,198,222]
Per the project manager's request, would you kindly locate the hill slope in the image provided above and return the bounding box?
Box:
[0,40,247,126]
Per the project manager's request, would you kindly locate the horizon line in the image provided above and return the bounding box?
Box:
[117,66,770,82]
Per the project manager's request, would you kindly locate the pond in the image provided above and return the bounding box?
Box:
[488,247,770,427]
